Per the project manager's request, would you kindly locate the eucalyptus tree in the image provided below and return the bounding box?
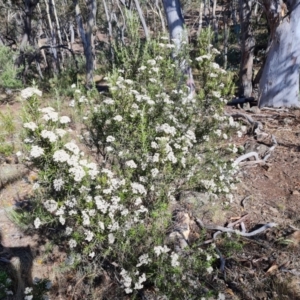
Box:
[162,0,195,95]
[258,0,300,107]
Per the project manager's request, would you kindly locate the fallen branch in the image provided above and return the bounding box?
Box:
[233,134,277,166]
[195,218,277,238]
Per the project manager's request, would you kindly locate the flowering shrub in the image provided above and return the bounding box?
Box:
[20,29,242,298]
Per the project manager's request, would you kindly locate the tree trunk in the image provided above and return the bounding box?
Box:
[162,0,195,95]
[133,0,149,40]
[239,0,255,98]
[259,0,300,107]
[74,0,97,88]
[20,0,40,50]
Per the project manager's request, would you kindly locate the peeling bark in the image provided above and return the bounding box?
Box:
[259,0,300,107]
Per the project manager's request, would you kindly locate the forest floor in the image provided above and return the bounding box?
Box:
[1,96,300,299]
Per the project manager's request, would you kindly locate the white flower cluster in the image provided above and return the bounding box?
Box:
[40,107,59,122]
[41,129,57,143]
[24,122,38,131]
[154,245,170,256]
[21,87,42,99]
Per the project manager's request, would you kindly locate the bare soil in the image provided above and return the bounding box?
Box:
[1,99,300,299]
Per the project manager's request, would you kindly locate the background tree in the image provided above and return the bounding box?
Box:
[258,0,300,107]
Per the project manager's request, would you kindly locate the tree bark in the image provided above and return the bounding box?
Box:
[74,0,97,88]
[239,0,255,98]
[19,0,40,50]
[259,0,300,107]
[162,0,195,95]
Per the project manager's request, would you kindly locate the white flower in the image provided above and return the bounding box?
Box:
[55,128,67,137]
[124,79,133,85]
[69,99,75,107]
[21,87,42,99]
[25,287,33,294]
[151,168,159,178]
[134,197,142,206]
[65,142,80,155]
[125,288,133,294]
[134,273,146,290]
[43,199,58,213]
[69,239,77,248]
[84,230,94,242]
[209,73,218,78]
[98,221,105,230]
[131,182,147,195]
[30,145,44,158]
[59,215,65,225]
[170,252,180,267]
[53,149,70,162]
[212,48,221,54]
[34,217,41,229]
[218,293,226,300]
[152,153,160,163]
[203,135,209,142]
[210,62,220,69]
[223,133,228,140]
[24,122,38,131]
[60,116,71,124]
[71,83,76,88]
[89,252,95,258]
[69,165,86,182]
[106,135,115,142]
[108,233,115,244]
[42,110,59,122]
[154,245,170,256]
[103,98,114,105]
[147,59,156,66]
[195,54,212,61]
[41,130,57,143]
[125,160,137,169]
[16,151,23,157]
[206,266,213,274]
[24,138,33,143]
[113,115,123,122]
[82,210,90,226]
[214,129,221,137]
[65,227,73,235]
[136,254,151,267]
[241,125,247,132]
[24,295,33,300]
[78,96,87,103]
[212,91,221,98]
[151,141,158,149]
[156,123,176,136]
[95,196,109,213]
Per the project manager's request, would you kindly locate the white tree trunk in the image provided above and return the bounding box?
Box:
[162,0,195,95]
[259,0,300,107]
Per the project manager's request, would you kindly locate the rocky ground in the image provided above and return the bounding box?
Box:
[1,98,300,299]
